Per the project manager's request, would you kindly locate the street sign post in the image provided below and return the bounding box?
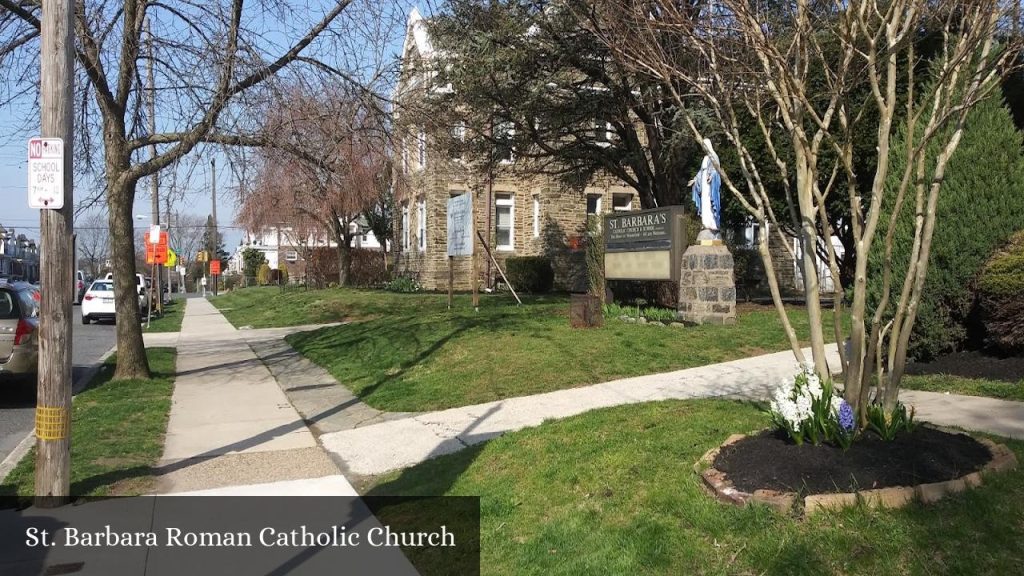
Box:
[28,137,64,209]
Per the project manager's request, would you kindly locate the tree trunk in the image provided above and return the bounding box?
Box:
[795,153,830,376]
[107,177,150,380]
[338,244,353,285]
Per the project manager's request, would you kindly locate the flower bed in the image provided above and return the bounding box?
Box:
[695,429,1018,516]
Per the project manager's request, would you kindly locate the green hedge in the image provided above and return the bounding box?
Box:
[977,231,1024,353]
[506,256,554,293]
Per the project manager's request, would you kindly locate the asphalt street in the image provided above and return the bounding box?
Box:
[0,306,117,466]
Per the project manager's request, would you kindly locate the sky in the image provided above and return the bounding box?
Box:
[0,1,419,253]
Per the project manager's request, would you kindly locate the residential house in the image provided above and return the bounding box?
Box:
[232,220,384,282]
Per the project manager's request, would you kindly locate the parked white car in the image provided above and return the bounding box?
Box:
[81,280,117,324]
[103,272,148,311]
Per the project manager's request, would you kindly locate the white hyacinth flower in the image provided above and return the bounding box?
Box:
[830,395,844,416]
[805,373,823,400]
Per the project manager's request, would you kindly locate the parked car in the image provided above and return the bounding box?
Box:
[103,272,148,311]
[80,280,118,324]
[0,281,40,378]
[75,270,88,304]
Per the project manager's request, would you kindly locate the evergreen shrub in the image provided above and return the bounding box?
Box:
[868,90,1024,359]
[506,256,554,293]
[977,231,1024,353]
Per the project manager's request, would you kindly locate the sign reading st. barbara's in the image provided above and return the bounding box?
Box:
[447,193,474,257]
[28,137,64,209]
[604,206,687,281]
[605,209,672,250]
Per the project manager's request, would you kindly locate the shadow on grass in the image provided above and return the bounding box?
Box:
[286,308,531,404]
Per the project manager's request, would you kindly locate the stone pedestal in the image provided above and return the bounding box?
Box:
[678,244,736,325]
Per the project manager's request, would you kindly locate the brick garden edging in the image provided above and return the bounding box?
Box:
[693,431,1018,516]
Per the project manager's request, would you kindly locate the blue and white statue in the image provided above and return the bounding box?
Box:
[690,138,722,238]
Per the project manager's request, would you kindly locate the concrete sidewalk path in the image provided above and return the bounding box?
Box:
[319,345,1024,478]
[900,389,1024,440]
[320,346,845,477]
[155,297,341,493]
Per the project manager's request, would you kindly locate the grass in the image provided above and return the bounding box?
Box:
[143,298,184,333]
[212,285,427,328]
[901,374,1024,402]
[367,399,1024,576]
[222,287,848,412]
[0,348,177,498]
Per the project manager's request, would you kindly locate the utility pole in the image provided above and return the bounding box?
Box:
[211,157,218,296]
[166,196,173,294]
[35,0,74,506]
[147,18,161,314]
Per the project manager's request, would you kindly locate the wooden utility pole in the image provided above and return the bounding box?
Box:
[211,157,218,296]
[147,18,162,314]
[35,0,75,506]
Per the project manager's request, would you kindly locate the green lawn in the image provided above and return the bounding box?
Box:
[901,374,1024,402]
[143,298,184,333]
[213,286,441,328]
[0,348,177,498]
[222,287,846,412]
[368,399,1024,576]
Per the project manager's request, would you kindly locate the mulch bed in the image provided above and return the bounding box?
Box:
[714,427,992,494]
[906,350,1024,382]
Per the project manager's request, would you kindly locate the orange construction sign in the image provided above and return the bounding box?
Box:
[145,231,169,265]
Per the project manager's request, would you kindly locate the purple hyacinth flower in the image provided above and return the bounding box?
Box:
[838,400,855,432]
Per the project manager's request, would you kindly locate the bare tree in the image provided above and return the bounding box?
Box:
[167,212,205,270]
[238,82,389,286]
[75,211,109,278]
[0,0,365,379]
[594,1,1019,422]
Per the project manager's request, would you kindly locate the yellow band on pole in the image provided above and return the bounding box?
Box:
[35,406,70,441]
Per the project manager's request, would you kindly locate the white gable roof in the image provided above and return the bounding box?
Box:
[402,7,433,60]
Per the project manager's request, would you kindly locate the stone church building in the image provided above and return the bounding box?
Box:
[391,9,638,292]
[390,9,836,297]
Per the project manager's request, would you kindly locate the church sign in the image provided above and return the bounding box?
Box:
[604,206,687,281]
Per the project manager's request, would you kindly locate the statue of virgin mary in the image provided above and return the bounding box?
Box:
[690,138,722,238]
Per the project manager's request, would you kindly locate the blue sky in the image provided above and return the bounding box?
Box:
[0,1,419,251]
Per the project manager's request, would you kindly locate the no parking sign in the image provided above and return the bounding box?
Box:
[28,137,64,209]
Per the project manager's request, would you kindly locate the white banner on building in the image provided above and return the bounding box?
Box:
[446,193,473,257]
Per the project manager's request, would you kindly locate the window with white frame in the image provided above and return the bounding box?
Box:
[532,196,540,238]
[586,194,602,216]
[417,127,427,169]
[417,197,427,252]
[495,121,514,163]
[285,250,298,262]
[612,193,633,212]
[593,121,614,145]
[402,204,410,250]
[448,122,465,160]
[496,194,514,251]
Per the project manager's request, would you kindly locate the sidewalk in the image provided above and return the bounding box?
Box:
[317,346,1024,478]
[153,297,353,495]
[153,300,1024,487]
